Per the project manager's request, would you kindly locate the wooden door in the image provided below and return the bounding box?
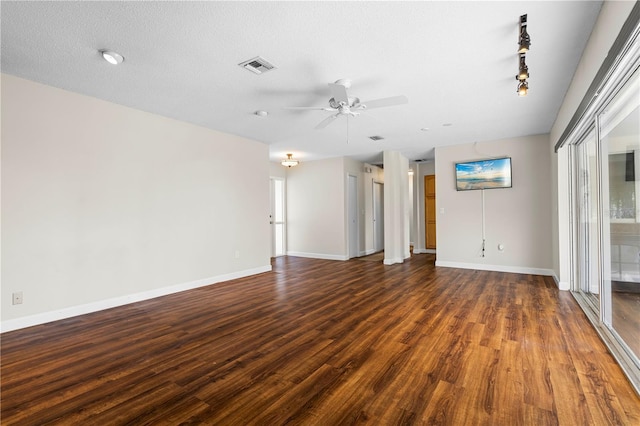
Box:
[424,175,436,249]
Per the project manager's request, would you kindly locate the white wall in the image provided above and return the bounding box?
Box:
[435,134,553,275]
[550,1,636,287]
[286,157,347,259]
[1,75,271,330]
[269,161,287,179]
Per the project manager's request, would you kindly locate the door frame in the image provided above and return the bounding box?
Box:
[373,180,384,253]
[347,174,359,259]
[269,177,286,258]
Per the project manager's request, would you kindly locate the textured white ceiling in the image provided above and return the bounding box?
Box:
[1,1,603,164]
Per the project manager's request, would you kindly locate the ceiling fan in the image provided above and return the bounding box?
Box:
[284,79,408,129]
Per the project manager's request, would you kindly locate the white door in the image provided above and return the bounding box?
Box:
[348,175,358,258]
[270,177,286,257]
[373,181,384,252]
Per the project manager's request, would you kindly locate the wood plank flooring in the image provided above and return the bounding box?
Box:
[2,254,639,425]
[613,291,640,358]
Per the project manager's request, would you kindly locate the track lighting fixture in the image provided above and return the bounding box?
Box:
[517,80,529,97]
[515,14,530,96]
[281,153,299,168]
[518,14,530,54]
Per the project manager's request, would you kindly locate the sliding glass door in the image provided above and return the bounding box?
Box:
[571,67,640,384]
[566,7,639,393]
[599,68,640,362]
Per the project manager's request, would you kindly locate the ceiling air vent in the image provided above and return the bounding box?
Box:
[238,56,276,74]
[369,135,384,141]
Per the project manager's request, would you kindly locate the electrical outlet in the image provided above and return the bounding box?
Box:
[12,292,23,305]
[235,250,240,259]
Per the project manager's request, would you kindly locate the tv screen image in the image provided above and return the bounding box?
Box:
[455,157,512,191]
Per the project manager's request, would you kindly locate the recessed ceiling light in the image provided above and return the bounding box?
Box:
[420,127,430,131]
[442,123,453,127]
[100,50,124,65]
[254,110,268,117]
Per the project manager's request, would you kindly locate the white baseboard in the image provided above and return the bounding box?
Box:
[1,264,272,333]
[434,260,555,277]
[554,277,570,291]
[384,257,405,265]
[362,249,376,256]
[286,251,349,261]
[412,249,436,254]
[550,273,570,291]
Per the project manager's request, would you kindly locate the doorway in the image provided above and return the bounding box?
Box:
[424,175,436,250]
[348,174,359,258]
[270,177,286,257]
[373,181,384,252]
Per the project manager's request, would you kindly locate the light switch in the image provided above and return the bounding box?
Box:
[440,208,445,214]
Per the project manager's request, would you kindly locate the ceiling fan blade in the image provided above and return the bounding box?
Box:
[360,95,408,109]
[328,83,349,104]
[315,114,340,129]
[283,106,335,111]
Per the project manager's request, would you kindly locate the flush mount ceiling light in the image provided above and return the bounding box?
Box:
[281,153,299,168]
[254,110,268,117]
[100,50,124,65]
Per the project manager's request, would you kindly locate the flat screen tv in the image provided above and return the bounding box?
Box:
[455,157,512,191]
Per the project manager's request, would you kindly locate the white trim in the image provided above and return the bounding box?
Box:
[384,257,405,265]
[286,251,349,261]
[361,249,376,256]
[414,248,436,254]
[435,260,555,277]
[1,265,272,333]
[550,273,570,290]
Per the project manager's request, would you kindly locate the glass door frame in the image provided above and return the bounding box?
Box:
[569,127,602,317]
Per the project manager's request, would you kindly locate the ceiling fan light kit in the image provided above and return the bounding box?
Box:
[516,14,530,96]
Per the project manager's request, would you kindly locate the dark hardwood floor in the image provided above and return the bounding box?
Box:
[613,291,640,358]
[2,254,639,425]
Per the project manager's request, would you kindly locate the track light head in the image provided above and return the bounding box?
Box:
[518,14,531,53]
[518,31,531,53]
[517,80,529,97]
[516,54,529,80]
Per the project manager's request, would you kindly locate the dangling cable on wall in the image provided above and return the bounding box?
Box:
[481,189,486,257]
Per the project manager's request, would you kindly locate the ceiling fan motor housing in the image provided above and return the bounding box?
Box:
[329,96,360,109]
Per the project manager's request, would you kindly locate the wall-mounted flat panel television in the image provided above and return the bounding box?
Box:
[455,157,512,191]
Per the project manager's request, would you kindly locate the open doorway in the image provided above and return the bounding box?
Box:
[373,181,384,253]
